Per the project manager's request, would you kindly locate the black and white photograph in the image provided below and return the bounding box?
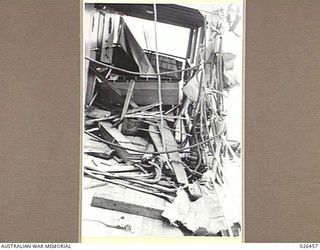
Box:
[82,2,243,238]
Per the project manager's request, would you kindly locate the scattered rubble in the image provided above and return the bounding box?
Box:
[84,3,241,236]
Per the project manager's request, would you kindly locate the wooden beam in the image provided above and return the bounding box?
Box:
[91,184,168,220]
[159,121,188,185]
[149,125,164,153]
[190,28,198,64]
[99,122,143,162]
[119,80,136,127]
[186,28,193,59]
[149,125,172,172]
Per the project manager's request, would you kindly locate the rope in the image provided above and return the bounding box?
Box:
[85,131,218,155]
[153,4,166,154]
[85,56,201,76]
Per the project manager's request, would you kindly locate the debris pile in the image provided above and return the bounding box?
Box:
[84,4,241,236]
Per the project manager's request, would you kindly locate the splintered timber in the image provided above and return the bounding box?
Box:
[82,3,242,237]
[1,244,71,249]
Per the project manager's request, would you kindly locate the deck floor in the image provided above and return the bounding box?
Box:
[82,177,183,237]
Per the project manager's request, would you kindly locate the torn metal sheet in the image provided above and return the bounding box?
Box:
[118,18,155,74]
[161,170,226,234]
[161,187,227,234]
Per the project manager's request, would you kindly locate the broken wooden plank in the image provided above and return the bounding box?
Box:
[120,80,135,121]
[99,121,144,162]
[83,154,139,173]
[88,77,98,107]
[149,125,163,153]
[91,184,168,220]
[148,125,171,172]
[83,133,112,154]
[159,120,188,185]
[125,135,149,151]
[118,80,136,132]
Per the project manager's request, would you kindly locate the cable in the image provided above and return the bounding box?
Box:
[170,160,203,178]
[85,163,161,184]
[84,169,174,201]
[85,56,201,76]
[85,131,220,155]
